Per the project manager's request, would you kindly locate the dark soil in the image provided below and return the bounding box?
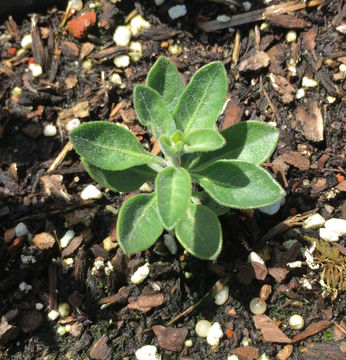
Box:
[0,1,345,359]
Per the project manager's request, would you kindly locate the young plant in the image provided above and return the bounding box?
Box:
[69,56,285,260]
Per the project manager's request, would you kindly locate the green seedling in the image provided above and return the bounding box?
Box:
[70,56,285,260]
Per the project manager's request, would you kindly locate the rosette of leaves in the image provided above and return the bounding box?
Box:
[70,56,285,260]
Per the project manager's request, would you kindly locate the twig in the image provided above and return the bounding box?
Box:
[260,75,277,122]
[47,141,74,173]
[198,0,326,32]
[232,29,241,66]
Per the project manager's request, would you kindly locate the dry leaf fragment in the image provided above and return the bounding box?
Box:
[238,51,270,72]
[253,314,291,343]
[80,42,95,60]
[127,293,164,312]
[222,99,243,130]
[33,232,55,250]
[230,346,259,359]
[295,100,324,142]
[279,151,310,170]
[152,325,188,352]
[89,334,111,360]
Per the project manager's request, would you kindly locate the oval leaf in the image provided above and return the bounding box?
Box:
[193,121,280,169]
[192,160,285,209]
[174,62,228,134]
[134,85,174,138]
[146,56,185,113]
[184,129,225,152]
[175,203,222,260]
[83,159,156,193]
[117,193,163,254]
[156,166,191,230]
[70,122,161,170]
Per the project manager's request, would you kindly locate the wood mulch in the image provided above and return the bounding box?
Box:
[0,1,345,359]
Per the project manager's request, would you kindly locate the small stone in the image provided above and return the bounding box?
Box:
[21,34,32,49]
[60,230,75,248]
[217,15,230,22]
[103,236,117,251]
[48,310,59,321]
[242,1,252,11]
[286,30,297,43]
[296,88,305,99]
[113,55,130,68]
[110,73,122,85]
[288,314,304,330]
[207,322,223,346]
[276,344,293,360]
[15,222,29,237]
[324,218,346,237]
[319,227,339,242]
[81,184,102,201]
[33,232,55,250]
[195,320,212,338]
[29,63,43,77]
[129,15,151,36]
[302,76,318,88]
[214,285,229,306]
[168,5,187,20]
[43,124,57,137]
[18,281,32,294]
[129,41,143,62]
[131,263,150,284]
[249,298,267,315]
[303,213,325,229]
[82,59,93,70]
[184,339,193,348]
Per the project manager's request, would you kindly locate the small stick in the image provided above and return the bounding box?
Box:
[47,141,73,173]
[232,29,241,66]
[260,75,277,122]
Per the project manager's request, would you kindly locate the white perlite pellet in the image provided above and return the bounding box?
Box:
[207,322,223,346]
[43,124,57,137]
[214,285,229,306]
[168,5,187,20]
[48,309,59,321]
[131,263,150,284]
[66,118,80,132]
[302,76,318,88]
[113,55,130,68]
[29,63,43,77]
[15,222,29,237]
[19,281,32,293]
[130,15,151,36]
[69,0,83,11]
[21,34,32,49]
[60,230,75,248]
[324,218,346,237]
[135,345,161,360]
[113,25,132,46]
[80,184,102,200]
[303,213,325,229]
[319,227,339,242]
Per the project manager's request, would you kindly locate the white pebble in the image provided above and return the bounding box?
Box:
[130,15,151,36]
[242,1,252,11]
[302,76,318,88]
[324,218,346,237]
[21,34,32,49]
[43,124,57,137]
[135,345,161,360]
[154,0,165,5]
[168,5,187,20]
[129,41,143,62]
[57,302,70,317]
[60,230,75,248]
[168,44,182,55]
[286,30,297,43]
[206,322,223,346]
[131,263,150,284]
[214,285,229,306]
[82,59,93,71]
[217,15,230,22]
[248,251,265,265]
[319,227,339,242]
[12,87,22,96]
[288,314,304,330]
[110,73,122,85]
[113,55,130,68]
[163,234,178,255]
[69,0,83,11]
[18,281,32,294]
[296,88,305,99]
[113,25,132,46]
[48,309,59,321]
[195,319,212,338]
[66,118,80,132]
[339,64,346,73]
[249,297,267,315]
[327,96,336,104]
[81,184,102,201]
[303,213,325,229]
[35,303,44,310]
[336,23,346,34]
[241,336,252,346]
[184,339,193,348]
[64,257,74,266]
[15,222,29,237]
[29,63,43,77]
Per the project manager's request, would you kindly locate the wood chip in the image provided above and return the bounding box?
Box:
[279,151,310,170]
[65,76,78,89]
[127,293,164,313]
[277,344,294,360]
[64,207,98,227]
[89,334,111,360]
[268,266,289,283]
[300,341,346,360]
[60,40,79,58]
[33,232,55,250]
[0,319,19,345]
[269,73,295,103]
[230,346,259,359]
[80,42,95,60]
[265,14,308,28]
[58,101,90,121]
[61,235,83,257]
[253,314,291,343]
[336,180,346,192]
[310,177,327,194]
[152,325,188,352]
[295,100,324,142]
[238,51,270,72]
[291,320,331,343]
[41,174,72,202]
[222,99,243,130]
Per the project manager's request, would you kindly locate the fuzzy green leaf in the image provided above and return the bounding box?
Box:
[184,129,225,152]
[134,85,174,138]
[83,159,156,193]
[146,56,185,113]
[174,62,227,134]
[175,202,222,260]
[193,121,280,170]
[70,121,161,171]
[192,160,285,209]
[117,193,163,254]
[156,166,191,230]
